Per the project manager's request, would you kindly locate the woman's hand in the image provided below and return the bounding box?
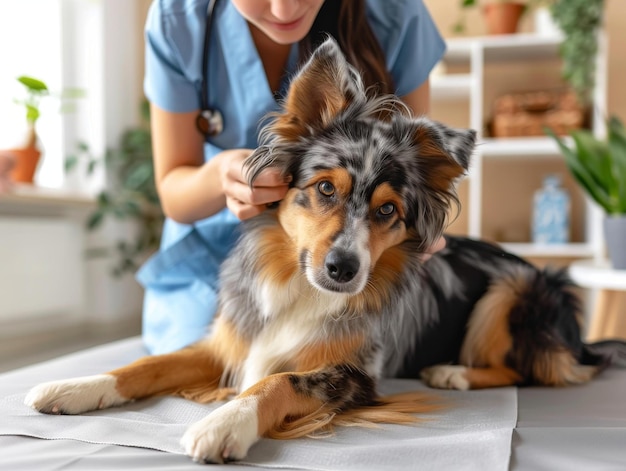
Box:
[421,236,446,262]
[218,149,290,220]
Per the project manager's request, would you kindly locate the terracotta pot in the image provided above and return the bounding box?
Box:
[9,146,41,183]
[483,2,525,35]
[8,124,42,184]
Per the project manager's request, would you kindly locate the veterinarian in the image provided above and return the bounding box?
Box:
[138,0,447,354]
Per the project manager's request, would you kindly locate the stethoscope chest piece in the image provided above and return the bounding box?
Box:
[196,108,224,137]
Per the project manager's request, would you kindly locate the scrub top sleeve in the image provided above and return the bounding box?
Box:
[144,0,200,113]
[388,3,446,97]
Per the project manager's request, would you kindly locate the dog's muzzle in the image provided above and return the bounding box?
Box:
[324,249,360,284]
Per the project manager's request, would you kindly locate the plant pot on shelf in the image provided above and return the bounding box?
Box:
[9,125,42,184]
[483,2,525,35]
[604,215,626,270]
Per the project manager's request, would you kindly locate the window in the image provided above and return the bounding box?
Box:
[0,0,147,192]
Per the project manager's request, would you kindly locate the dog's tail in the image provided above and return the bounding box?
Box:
[266,391,444,440]
[582,339,626,369]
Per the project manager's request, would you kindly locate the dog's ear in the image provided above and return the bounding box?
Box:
[245,37,366,185]
[275,36,366,140]
[412,119,475,191]
[406,119,476,250]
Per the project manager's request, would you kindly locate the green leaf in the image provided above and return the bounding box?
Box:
[546,128,613,212]
[65,155,78,172]
[86,211,104,230]
[87,159,98,176]
[25,104,40,124]
[97,192,111,207]
[608,117,626,213]
[570,130,614,195]
[17,76,48,92]
[125,163,152,190]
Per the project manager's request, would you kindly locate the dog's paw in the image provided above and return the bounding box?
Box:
[181,397,259,464]
[24,374,127,414]
[421,365,470,390]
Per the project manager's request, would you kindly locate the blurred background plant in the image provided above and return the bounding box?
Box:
[548,0,605,106]
[65,100,163,276]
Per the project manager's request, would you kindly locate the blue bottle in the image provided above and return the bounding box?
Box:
[532,174,570,244]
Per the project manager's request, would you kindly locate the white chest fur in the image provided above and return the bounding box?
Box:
[239,277,350,391]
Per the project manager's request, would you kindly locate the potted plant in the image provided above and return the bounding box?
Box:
[9,76,48,183]
[9,76,82,184]
[65,101,163,276]
[547,116,626,269]
[455,0,527,35]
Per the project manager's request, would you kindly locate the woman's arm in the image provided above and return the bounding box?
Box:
[400,78,430,117]
[150,103,290,224]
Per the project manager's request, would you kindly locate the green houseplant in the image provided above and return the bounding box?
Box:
[66,101,163,276]
[548,0,605,106]
[548,116,626,269]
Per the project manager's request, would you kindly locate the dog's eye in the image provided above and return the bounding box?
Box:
[318,181,335,197]
[378,203,395,216]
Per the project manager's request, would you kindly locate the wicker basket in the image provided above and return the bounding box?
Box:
[491,89,584,138]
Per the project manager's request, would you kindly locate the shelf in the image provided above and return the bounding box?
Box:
[569,259,626,290]
[479,136,573,157]
[1,183,95,206]
[500,243,596,258]
[0,184,95,217]
[444,33,563,64]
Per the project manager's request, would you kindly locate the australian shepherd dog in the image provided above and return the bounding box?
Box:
[25,38,624,464]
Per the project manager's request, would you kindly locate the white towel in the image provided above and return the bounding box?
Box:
[0,378,516,471]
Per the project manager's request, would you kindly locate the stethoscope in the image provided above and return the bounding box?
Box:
[195,0,224,139]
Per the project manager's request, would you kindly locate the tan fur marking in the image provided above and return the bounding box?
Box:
[110,345,224,401]
[533,350,598,386]
[368,183,407,267]
[279,169,353,273]
[460,275,522,368]
[239,374,322,437]
[414,127,465,193]
[110,318,249,402]
[291,334,366,372]
[463,366,522,389]
[208,318,250,369]
[350,244,407,313]
[255,221,299,286]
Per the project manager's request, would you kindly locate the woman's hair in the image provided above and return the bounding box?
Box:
[299,0,395,95]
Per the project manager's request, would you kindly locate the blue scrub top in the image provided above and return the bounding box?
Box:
[138,0,446,354]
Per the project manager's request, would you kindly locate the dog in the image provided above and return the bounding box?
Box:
[24,38,624,464]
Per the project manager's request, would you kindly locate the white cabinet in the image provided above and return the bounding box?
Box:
[431,32,607,263]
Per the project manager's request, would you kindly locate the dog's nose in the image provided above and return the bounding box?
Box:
[325,250,360,283]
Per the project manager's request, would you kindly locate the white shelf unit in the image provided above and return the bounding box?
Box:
[431,32,607,261]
